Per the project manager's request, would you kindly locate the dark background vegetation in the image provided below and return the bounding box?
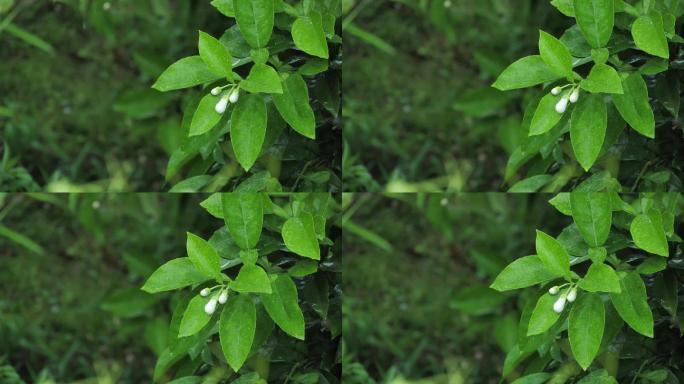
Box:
[0,193,210,382]
[1,0,212,191]
[342,193,567,383]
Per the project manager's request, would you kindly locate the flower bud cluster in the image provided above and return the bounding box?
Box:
[200,286,230,315]
[209,85,241,114]
[550,85,581,114]
[548,285,578,313]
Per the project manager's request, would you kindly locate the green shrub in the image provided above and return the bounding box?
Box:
[495,0,684,192]
[492,192,683,381]
[154,0,342,192]
[143,193,341,383]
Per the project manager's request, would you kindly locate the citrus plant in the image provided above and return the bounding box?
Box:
[494,0,684,192]
[491,192,683,381]
[141,192,340,383]
[153,0,341,192]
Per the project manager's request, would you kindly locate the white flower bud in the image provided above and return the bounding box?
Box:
[215,96,229,114]
[555,96,569,114]
[548,286,559,295]
[229,88,240,104]
[204,298,218,315]
[211,87,222,96]
[200,288,211,297]
[218,290,228,304]
[551,86,562,96]
[567,288,577,303]
[569,88,580,104]
[553,296,567,313]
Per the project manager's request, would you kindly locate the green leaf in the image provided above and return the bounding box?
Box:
[219,294,256,371]
[508,175,553,192]
[299,58,329,76]
[640,370,669,382]
[637,256,667,274]
[630,211,669,257]
[493,55,562,91]
[198,31,234,79]
[234,0,274,48]
[167,377,202,384]
[570,94,607,171]
[588,247,607,264]
[232,373,267,384]
[580,64,624,94]
[142,258,209,293]
[549,193,572,215]
[200,193,223,219]
[609,272,654,337]
[591,48,609,65]
[153,56,223,92]
[551,0,575,17]
[292,12,329,59]
[169,175,213,193]
[272,73,316,139]
[231,264,272,293]
[189,93,223,137]
[178,295,212,337]
[490,255,558,291]
[569,192,612,247]
[240,64,283,94]
[640,58,669,75]
[154,302,216,380]
[231,94,268,171]
[186,232,222,281]
[220,193,263,251]
[289,259,319,277]
[632,13,670,59]
[536,230,571,278]
[539,30,573,77]
[250,48,269,64]
[282,213,320,260]
[579,262,621,293]
[569,293,605,370]
[239,249,259,265]
[573,0,614,48]
[511,373,553,384]
[211,0,235,17]
[528,293,562,335]
[529,93,564,136]
[261,274,305,340]
[577,370,618,384]
[4,23,55,55]
[612,73,655,138]
[0,224,44,254]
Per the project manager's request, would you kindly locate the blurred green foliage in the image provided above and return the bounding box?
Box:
[1,0,215,191]
[342,0,569,191]
[342,193,566,383]
[0,193,209,382]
